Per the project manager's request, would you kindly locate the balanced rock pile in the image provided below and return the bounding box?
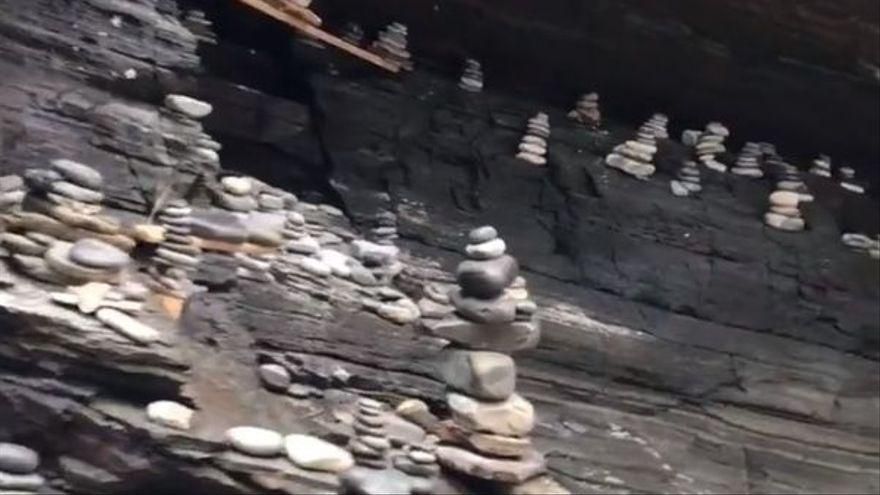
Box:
[459,58,484,93]
[147,199,201,297]
[0,174,25,213]
[695,122,729,172]
[282,211,321,256]
[421,226,545,487]
[161,94,220,173]
[769,158,814,203]
[809,154,833,177]
[342,22,365,46]
[605,119,658,179]
[730,142,764,178]
[516,113,550,166]
[257,186,287,213]
[214,176,258,213]
[236,252,277,283]
[841,233,880,259]
[394,441,440,493]
[643,113,669,140]
[764,190,805,232]
[669,160,702,197]
[367,210,399,246]
[567,92,601,129]
[839,167,865,194]
[371,22,413,71]
[0,442,45,493]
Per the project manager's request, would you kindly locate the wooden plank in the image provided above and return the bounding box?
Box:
[235,0,400,73]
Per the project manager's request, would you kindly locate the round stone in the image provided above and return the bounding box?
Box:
[0,443,39,474]
[146,401,194,430]
[468,226,498,244]
[284,434,354,473]
[259,364,291,392]
[225,426,284,457]
[69,239,130,270]
[221,177,253,196]
[50,159,103,189]
[465,238,506,260]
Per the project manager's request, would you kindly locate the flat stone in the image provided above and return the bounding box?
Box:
[69,239,130,270]
[395,399,439,430]
[215,191,258,212]
[456,255,519,299]
[516,151,546,166]
[286,236,320,255]
[259,194,285,211]
[670,180,690,197]
[13,254,78,285]
[165,94,213,118]
[425,316,541,353]
[43,203,120,235]
[95,308,161,344]
[50,180,103,204]
[156,248,200,268]
[451,290,517,324]
[339,467,412,495]
[349,263,379,286]
[50,159,103,189]
[352,240,399,266]
[0,175,24,192]
[190,212,249,243]
[284,434,353,473]
[377,299,421,325]
[418,298,453,318]
[769,191,800,208]
[44,243,120,283]
[442,350,516,400]
[765,213,805,232]
[447,392,534,436]
[467,432,532,458]
[259,363,291,392]
[395,457,440,477]
[518,142,546,155]
[0,443,39,474]
[436,446,545,483]
[1,233,46,256]
[0,471,45,491]
[770,206,801,216]
[133,224,165,244]
[69,282,113,314]
[468,226,498,244]
[359,435,392,451]
[225,426,284,457]
[146,401,194,430]
[300,257,332,277]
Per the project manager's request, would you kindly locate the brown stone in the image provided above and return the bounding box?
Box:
[467,432,532,458]
[446,393,534,437]
[435,445,546,483]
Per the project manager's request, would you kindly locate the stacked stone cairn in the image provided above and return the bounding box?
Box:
[769,158,814,203]
[669,160,702,197]
[838,167,865,194]
[605,119,659,179]
[730,142,764,178]
[0,442,45,493]
[371,22,413,71]
[809,154,833,177]
[695,122,730,172]
[459,58,484,93]
[516,113,550,166]
[368,210,399,246]
[148,199,201,297]
[342,22,365,46]
[257,186,287,213]
[0,174,25,214]
[283,211,320,256]
[567,92,601,129]
[161,94,220,175]
[764,190,805,232]
[214,176,258,213]
[841,233,880,260]
[420,226,545,488]
[643,113,670,140]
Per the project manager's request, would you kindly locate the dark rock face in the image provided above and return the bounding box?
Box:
[0,0,878,494]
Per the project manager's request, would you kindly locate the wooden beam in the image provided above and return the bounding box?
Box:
[235,0,401,73]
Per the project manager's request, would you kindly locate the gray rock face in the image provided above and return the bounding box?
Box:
[456,255,519,299]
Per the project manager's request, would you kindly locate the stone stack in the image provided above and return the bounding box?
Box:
[838,167,865,194]
[695,122,729,172]
[605,121,658,179]
[770,159,814,203]
[371,22,413,71]
[516,113,550,166]
[567,92,601,129]
[841,233,880,260]
[669,160,702,197]
[236,252,277,283]
[422,226,545,488]
[283,211,321,256]
[643,113,669,140]
[764,190,805,232]
[349,398,392,470]
[367,210,399,246]
[351,238,402,286]
[459,58,484,93]
[161,94,220,176]
[809,154,833,177]
[0,442,45,493]
[148,199,201,297]
[183,9,216,45]
[730,142,764,178]
[342,22,365,46]
[214,176,258,212]
[394,441,440,494]
[257,186,287,213]
[0,175,25,214]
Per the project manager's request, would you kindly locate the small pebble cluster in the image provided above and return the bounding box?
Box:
[0,442,45,493]
[731,142,764,178]
[516,112,550,166]
[371,22,412,71]
[459,58,484,93]
[567,92,601,129]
